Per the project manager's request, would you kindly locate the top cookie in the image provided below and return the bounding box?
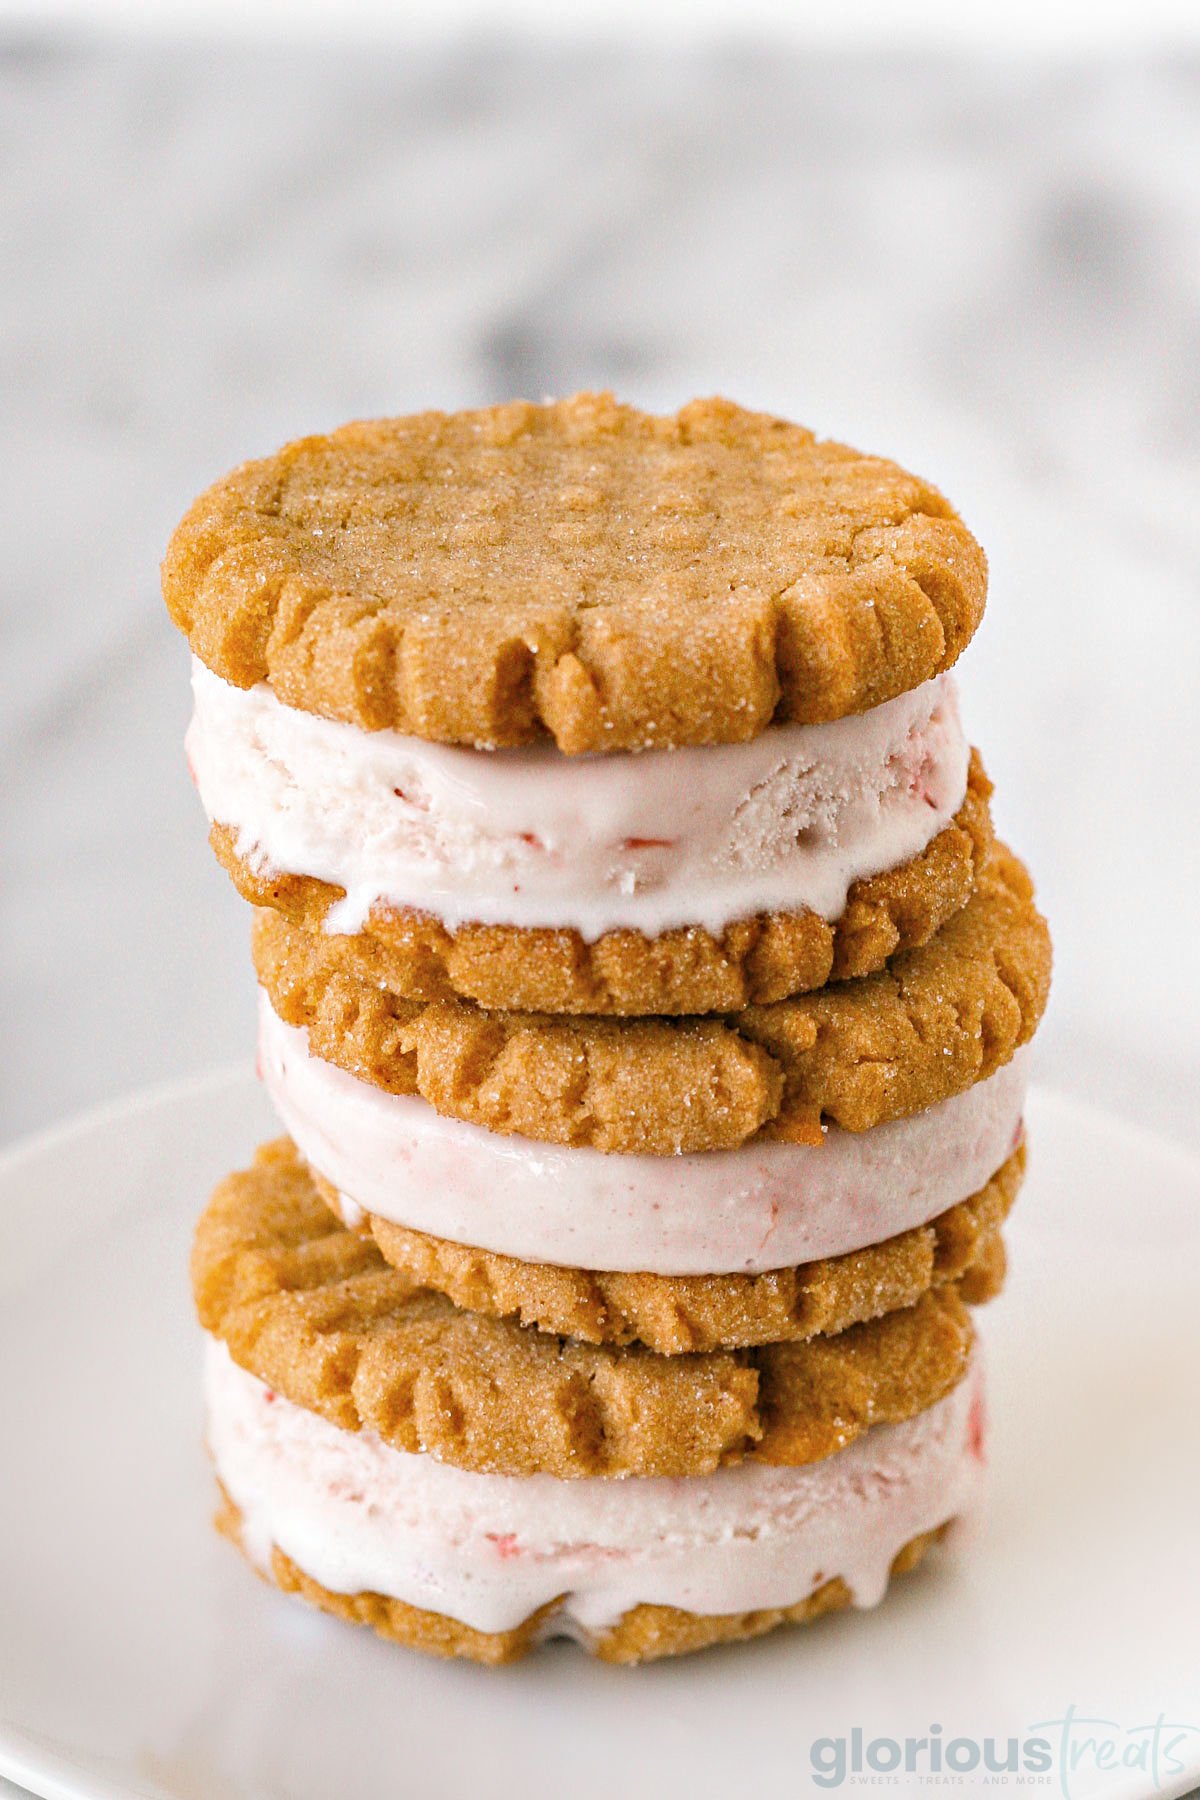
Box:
[163,394,987,753]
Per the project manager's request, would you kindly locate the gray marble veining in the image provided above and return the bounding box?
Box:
[1,38,1198,1148]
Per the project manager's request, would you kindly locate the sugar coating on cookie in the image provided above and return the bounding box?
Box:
[205,1336,986,1661]
[192,1141,975,1480]
[162,394,987,753]
[210,747,993,1018]
[331,1163,1014,1355]
[167,394,1049,1669]
[260,988,1029,1275]
[212,758,992,1016]
[251,842,1051,1154]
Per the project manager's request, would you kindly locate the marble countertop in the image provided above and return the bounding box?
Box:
[0,38,1198,1800]
[2,36,1198,1160]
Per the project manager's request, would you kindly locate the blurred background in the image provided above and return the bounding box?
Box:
[3,0,1198,1152]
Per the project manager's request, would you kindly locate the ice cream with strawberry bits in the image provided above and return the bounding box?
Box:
[187,660,969,940]
[206,1337,987,1644]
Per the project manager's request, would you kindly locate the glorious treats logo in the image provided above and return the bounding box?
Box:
[808,1707,1200,1793]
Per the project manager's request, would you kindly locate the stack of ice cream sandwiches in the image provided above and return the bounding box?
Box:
[166,394,1051,1664]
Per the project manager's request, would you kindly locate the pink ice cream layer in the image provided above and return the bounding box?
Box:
[187,659,969,939]
[259,994,1029,1275]
[205,1338,986,1640]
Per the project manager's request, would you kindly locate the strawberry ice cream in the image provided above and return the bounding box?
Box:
[187,660,969,939]
[205,1338,985,1640]
[258,995,1028,1274]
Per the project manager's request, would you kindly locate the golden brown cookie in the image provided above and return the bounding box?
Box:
[194,1141,974,1480]
[216,751,992,1016]
[215,1483,948,1665]
[314,1144,1019,1353]
[252,840,1050,1155]
[163,394,987,754]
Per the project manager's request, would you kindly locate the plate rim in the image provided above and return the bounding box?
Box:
[1,1073,1198,1800]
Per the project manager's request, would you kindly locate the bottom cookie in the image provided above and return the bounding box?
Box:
[218,1487,948,1665]
[206,1337,984,1666]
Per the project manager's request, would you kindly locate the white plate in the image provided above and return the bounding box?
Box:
[0,1076,1198,1800]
